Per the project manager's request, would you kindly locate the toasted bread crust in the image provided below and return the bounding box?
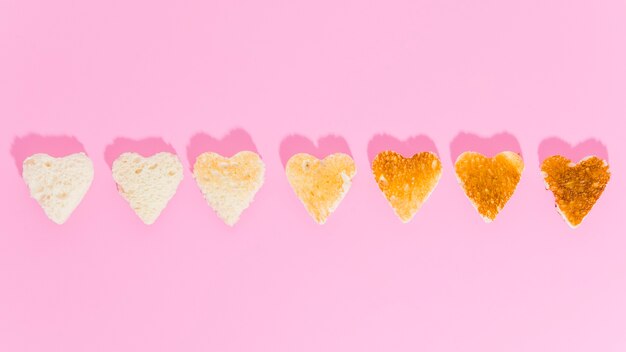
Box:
[541,155,610,228]
[454,151,524,222]
[372,151,442,222]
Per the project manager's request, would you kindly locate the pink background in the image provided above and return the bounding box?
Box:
[1,0,625,350]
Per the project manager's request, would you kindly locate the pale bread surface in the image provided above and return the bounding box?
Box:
[22,152,94,224]
[286,153,356,224]
[112,152,183,225]
[193,151,265,226]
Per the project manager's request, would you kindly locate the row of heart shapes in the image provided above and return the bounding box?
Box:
[21,150,610,228]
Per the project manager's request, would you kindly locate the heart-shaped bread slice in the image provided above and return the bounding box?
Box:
[286,153,356,224]
[372,151,442,223]
[193,151,265,226]
[541,155,610,228]
[22,153,94,224]
[454,151,524,222]
[112,152,183,225]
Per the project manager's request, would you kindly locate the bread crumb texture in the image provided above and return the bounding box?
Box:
[541,155,610,228]
[286,153,356,224]
[193,151,265,226]
[454,151,524,222]
[112,152,183,225]
[372,151,442,223]
[22,153,94,224]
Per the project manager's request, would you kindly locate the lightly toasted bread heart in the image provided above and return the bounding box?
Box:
[193,151,265,226]
[286,153,356,224]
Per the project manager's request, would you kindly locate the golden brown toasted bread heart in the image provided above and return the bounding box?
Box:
[286,153,356,224]
[454,151,524,222]
[541,155,610,228]
[372,151,442,222]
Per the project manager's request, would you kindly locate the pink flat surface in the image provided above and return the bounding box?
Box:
[1,0,625,351]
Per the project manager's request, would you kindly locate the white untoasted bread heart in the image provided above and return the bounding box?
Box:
[22,153,94,224]
[112,152,183,225]
[286,153,356,224]
[193,151,265,226]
